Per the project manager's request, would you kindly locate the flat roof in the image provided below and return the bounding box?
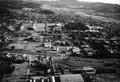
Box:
[83,66,94,70]
[59,74,84,82]
[33,23,45,31]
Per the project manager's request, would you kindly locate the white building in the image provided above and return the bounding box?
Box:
[44,42,52,48]
[20,23,46,32]
[56,46,72,52]
[73,47,81,53]
[33,23,46,32]
[83,66,96,75]
[20,23,33,31]
[51,74,84,82]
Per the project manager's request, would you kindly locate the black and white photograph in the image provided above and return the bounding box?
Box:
[0,0,120,82]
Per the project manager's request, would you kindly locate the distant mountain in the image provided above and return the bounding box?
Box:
[0,0,41,9]
[0,0,120,20]
[35,0,120,20]
[0,0,55,18]
[1,0,120,14]
[39,0,120,13]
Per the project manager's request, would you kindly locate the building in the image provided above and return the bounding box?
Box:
[28,74,84,82]
[20,23,46,32]
[51,74,84,82]
[46,23,56,32]
[56,46,67,52]
[20,23,64,32]
[45,23,63,32]
[60,54,68,60]
[56,46,71,52]
[29,76,47,82]
[73,47,81,54]
[33,23,46,32]
[54,23,64,32]
[44,42,52,48]
[82,66,96,75]
[40,35,54,42]
[20,23,33,31]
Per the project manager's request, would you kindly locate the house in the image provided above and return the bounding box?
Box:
[111,37,120,41]
[86,24,93,30]
[56,46,68,52]
[95,26,103,30]
[55,26,63,32]
[55,23,63,31]
[45,23,63,32]
[82,66,96,75]
[46,23,56,32]
[44,42,52,48]
[31,33,41,41]
[20,23,33,31]
[73,47,81,54]
[86,24,103,30]
[29,76,46,82]
[40,35,54,42]
[56,46,71,52]
[66,48,73,55]
[31,33,38,37]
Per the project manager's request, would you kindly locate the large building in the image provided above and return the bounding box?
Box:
[44,42,52,48]
[52,74,84,82]
[29,74,84,82]
[20,23,46,32]
[20,23,33,31]
[33,23,46,32]
[20,23,63,32]
[55,46,71,52]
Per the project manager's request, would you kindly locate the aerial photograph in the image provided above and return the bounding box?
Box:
[0,0,120,82]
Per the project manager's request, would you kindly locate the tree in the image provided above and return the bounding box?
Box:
[64,21,88,31]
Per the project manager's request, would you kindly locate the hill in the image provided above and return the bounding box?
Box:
[40,0,120,13]
[1,0,120,20]
[36,0,120,20]
[0,0,55,19]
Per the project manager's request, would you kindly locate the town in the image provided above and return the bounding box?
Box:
[0,0,120,82]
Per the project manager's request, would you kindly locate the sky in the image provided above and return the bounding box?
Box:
[22,0,120,4]
[23,0,58,1]
[77,0,120,4]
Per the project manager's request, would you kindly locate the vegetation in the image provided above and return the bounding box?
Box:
[64,21,88,30]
